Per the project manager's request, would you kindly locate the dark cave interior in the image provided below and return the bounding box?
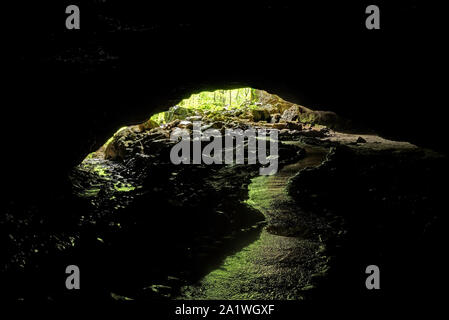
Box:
[2,0,448,311]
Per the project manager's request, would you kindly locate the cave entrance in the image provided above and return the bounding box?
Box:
[69,87,336,300]
[70,86,401,301]
[83,87,333,163]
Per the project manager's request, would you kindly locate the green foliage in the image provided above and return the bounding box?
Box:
[150,88,259,125]
[179,88,256,110]
[150,112,168,124]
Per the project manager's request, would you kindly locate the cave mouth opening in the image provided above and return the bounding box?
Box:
[82,87,337,163]
[64,86,435,302]
[68,87,340,300]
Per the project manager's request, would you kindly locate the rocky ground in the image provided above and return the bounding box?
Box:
[1,99,446,303]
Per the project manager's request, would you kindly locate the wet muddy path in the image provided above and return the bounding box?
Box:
[177,144,332,300]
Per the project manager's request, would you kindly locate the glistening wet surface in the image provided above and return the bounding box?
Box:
[177,144,331,300]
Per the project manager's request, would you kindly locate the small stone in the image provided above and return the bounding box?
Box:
[272,123,288,130]
[185,116,203,121]
[178,120,193,129]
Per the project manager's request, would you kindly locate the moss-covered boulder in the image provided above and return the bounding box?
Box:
[104,127,140,161]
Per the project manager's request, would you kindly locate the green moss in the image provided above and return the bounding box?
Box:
[98,126,129,152]
[150,111,167,125]
[178,152,331,300]
[93,166,110,178]
[113,182,136,192]
[80,188,100,197]
[179,230,312,300]
[180,234,266,300]
[244,175,271,213]
[298,112,318,124]
[103,135,115,150]
[179,173,304,300]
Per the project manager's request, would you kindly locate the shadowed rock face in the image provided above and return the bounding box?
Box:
[4,1,446,199]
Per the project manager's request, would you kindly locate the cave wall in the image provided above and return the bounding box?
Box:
[4,1,447,199]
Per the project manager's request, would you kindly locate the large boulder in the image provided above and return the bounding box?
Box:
[104,127,140,161]
[105,126,175,161]
[281,105,301,122]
